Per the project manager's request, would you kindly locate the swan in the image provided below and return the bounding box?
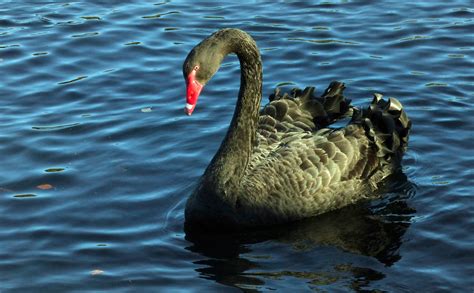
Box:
[182,28,411,229]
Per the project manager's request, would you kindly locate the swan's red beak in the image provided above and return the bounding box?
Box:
[185,69,203,116]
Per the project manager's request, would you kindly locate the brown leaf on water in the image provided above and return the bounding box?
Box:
[37,184,53,190]
[90,269,104,276]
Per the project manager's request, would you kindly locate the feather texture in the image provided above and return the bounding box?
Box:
[234,84,411,225]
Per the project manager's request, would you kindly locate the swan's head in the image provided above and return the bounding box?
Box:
[183,34,226,115]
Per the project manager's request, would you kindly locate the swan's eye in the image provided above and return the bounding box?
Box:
[193,65,199,71]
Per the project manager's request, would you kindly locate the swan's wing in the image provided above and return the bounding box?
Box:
[257,81,352,145]
[243,91,411,222]
[252,90,411,188]
[253,81,360,190]
[247,126,376,197]
[242,126,376,222]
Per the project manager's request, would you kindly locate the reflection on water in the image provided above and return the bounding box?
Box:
[185,173,416,290]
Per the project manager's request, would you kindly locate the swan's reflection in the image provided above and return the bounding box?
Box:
[185,173,416,291]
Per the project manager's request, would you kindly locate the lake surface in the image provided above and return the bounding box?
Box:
[0,1,473,291]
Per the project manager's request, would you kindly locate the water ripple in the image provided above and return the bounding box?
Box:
[32,123,82,131]
[0,0,472,291]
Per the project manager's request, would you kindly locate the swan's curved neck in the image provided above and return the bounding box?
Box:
[205,30,262,191]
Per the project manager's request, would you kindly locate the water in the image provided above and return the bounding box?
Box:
[0,1,472,291]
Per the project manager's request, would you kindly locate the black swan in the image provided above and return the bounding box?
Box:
[183,28,411,228]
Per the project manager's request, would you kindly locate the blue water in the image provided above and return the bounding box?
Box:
[1,1,473,291]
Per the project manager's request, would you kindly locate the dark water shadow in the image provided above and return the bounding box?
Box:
[184,172,416,291]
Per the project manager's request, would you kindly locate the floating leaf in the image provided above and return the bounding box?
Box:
[90,269,104,276]
[37,184,53,190]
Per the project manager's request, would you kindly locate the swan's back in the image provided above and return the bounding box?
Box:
[238,82,411,225]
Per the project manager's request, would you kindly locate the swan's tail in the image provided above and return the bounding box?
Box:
[353,93,411,160]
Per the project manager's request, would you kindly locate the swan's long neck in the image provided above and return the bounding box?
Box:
[205,30,262,192]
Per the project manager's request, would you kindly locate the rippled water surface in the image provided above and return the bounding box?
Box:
[1,1,473,291]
